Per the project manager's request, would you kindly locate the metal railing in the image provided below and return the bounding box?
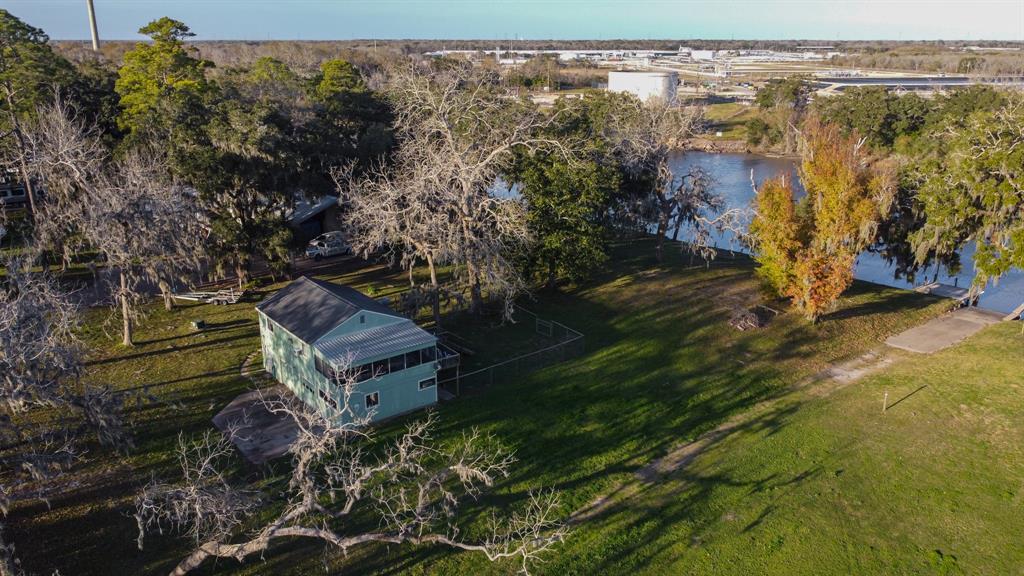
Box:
[436,305,584,396]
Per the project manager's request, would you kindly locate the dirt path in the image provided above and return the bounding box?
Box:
[240,349,267,385]
[570,306,1007,523]
[569,346,897,524]
[638,347,894,480]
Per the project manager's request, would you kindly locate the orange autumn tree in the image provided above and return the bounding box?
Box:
[750,118,895,322]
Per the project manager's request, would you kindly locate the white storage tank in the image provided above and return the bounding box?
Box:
[607,71,679,103]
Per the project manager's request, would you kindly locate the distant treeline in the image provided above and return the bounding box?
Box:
[833,48,1024,75]
[56,39,1023,71]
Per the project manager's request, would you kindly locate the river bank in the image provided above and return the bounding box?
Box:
[669,150,1024,314]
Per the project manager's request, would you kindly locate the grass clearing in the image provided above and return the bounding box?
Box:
[9,239,967,575]
[562,321,1024,575]
[703,102,759,140]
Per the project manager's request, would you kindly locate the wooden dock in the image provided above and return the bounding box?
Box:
[914,282,975,307]
[1004,301,1024,322]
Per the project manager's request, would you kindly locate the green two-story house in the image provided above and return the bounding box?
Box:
[256,276,439,423]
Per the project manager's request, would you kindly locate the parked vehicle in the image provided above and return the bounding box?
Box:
[305,232,351,261]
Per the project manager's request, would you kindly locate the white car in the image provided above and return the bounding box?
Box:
[305,232,350,261]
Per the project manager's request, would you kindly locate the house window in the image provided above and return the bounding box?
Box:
[371,359,389,378]
[318,388,339,412]
[388,354,405,373]
[405,350,422,368]
[421,346,437,363]
[418,377,436,390]
[267,321,275,333]
[360,314,365,324]
[365,391,380,409]
[299,378,316,398]
[315,355,339,381]
[353,364,372,382]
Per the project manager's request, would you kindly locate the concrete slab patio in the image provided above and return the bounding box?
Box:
[212,385,299,465]
[885,307,1004,354]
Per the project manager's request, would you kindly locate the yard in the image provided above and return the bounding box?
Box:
[545,321,1024,575]
[13,238,1017,576]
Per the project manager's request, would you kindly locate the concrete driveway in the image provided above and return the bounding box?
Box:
[212,385,299,465]
[885,307,1004,354]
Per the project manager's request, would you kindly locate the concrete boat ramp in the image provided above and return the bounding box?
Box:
[886,307,1004,354]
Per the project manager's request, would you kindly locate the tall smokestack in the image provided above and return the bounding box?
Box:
[86,0,100,52]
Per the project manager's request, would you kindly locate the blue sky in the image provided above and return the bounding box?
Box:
[6,0,1024,41]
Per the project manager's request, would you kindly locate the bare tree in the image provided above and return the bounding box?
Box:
[337,156,454,326]
[357,62,570,317]
[22,94,105,267]
[608,97,710,262]
[136,369,567,576]
[0,257,138,515]
[75,151,204,345]
[668,167,745,264]
[22,97,204,342]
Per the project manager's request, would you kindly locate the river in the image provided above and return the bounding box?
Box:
[669,151,1024,315]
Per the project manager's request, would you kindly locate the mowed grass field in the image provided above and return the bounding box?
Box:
[15,238,1016,576]
[702,102,759,141]
[553,320,1024,575]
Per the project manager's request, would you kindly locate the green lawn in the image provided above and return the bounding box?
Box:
[703,102,759,140]
[557,321,1024,575]
[11,239,985,576]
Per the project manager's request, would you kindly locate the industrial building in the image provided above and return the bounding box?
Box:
[608,70,679,102]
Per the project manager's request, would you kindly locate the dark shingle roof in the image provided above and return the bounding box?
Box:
[256,277,400,343]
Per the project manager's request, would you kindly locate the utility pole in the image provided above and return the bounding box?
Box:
[86,0,100,52]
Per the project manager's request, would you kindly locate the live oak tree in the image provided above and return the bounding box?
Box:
[749,119,895,322]
[811,86,1007,284]
[176,98,294,286]
[609,96,737,263]
[515,154,617,288]
[911,94,1024,295]
[747,76,810,153]
[813,86,931,151]
[509,94,623,288]
[870,167,962,284]
[136,371,566,576]
[351,62,566,317]
[609,96,692,262]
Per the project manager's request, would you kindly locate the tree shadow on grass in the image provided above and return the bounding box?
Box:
[12,238,946,576]
[85,330,258,367]
[823,281,943,323]
[132,318,252,347]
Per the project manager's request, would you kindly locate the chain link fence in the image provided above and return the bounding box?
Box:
[436,305,584,396]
